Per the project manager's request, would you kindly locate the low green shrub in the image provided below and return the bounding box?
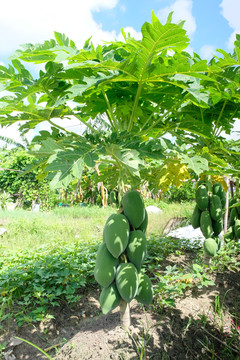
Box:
[0,241,98,325]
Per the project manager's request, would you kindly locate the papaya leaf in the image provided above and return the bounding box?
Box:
[180,154,208,176]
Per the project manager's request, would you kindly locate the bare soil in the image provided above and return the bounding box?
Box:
[1,253,240,360]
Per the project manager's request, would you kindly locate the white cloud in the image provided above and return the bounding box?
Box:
[0,116,86,149]
[221,119,240,140]
[220,0,240,50]
[199,45,216,61]
[0,0,119,56]
[0,122,35,148]
[35,117,86,136]
[117,27,142,41]
[157,0,196,38]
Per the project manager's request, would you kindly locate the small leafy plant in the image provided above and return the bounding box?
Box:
[0,241,97,325]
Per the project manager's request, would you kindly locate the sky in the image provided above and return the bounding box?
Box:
[0,0,240,144]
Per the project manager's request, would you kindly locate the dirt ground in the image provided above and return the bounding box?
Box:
[1,255,240,360]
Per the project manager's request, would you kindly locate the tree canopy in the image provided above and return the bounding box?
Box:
[0,12,240,192]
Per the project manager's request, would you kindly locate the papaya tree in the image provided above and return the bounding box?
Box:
[1,12,240,327]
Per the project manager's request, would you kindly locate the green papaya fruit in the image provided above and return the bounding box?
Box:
[224,226,234,242]
[197,179,212,192]
[191,204,202,229]
[103,213,130,258]
[110,191,117,204]
[212,218,223,236]
[235,198,240,216]
[94,243,118,288]
[203,238,218,257]
[116,263,138,303]
[229,197,237,208]
[137,209,148,233]
[209,195,222,221]
[200,210,214,238]
[214,237,222,251]
[122,190,145,229]
[126,230,147,270]
[196,184,209,211]
[99,283,121,314]
[212,182,226,208]
[229,208,238,227]
[234,219,240,239]
[196,179,207,188]
[135,273,153,305]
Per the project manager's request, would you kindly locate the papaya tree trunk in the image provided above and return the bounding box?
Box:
[236,178,239,197]
[119,299,131,330]
[230,180,234,198]
[204,254,212,266]
[224,186,229,235]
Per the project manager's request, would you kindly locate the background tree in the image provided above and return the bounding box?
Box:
[0,147,58,209]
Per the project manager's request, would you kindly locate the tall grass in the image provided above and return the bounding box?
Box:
[0,201,194,251]
[0,206,113,251]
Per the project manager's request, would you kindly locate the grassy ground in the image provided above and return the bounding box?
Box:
[0,201,194,251]
[0,201,239,359]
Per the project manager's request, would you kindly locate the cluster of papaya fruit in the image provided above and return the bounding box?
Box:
[94,190,153,315]
[191,180,226,257]
[225,197,240,241]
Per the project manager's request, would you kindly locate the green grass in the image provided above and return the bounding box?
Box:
[0,201,194,325]
[0,201,194,251]
[0,206,114,251]
[0,201,239,359]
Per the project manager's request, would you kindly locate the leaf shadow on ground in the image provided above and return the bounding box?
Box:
[1,250,239,360]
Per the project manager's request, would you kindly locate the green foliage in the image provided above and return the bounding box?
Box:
[14,337,54,360]
[0,191,12,209]
[0,148,57,209]
[167,180,195,202]
[0,241,97,325]
[208,239,240,272]
[1,12,240,191]
[154,262,215,310]
[1,11,234,191]
[0,204,239,331]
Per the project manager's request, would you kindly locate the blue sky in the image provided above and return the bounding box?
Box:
[0,0,239,66]
[93,0,233,56]
[0,0,240,142]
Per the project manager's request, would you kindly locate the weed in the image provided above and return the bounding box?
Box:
[0,342,7,359]
[15,337,54,359]
[153,262,214,310]
[211,240,240,272]
[127,308,161,360]
[0,241,98,325]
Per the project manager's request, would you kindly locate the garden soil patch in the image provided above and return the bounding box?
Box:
[1,255,239,360]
